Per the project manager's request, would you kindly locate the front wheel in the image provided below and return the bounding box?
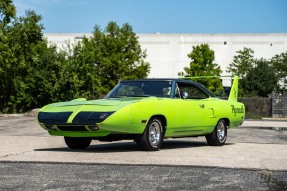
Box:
[205,119,227,146]
[64,137,92,149]
[137,118,164,151]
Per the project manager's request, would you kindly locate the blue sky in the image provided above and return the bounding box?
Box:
[14,0,287,34]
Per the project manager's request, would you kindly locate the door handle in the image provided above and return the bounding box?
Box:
[199,104,205,109]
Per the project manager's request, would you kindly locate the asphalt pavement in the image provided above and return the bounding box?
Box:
[1,162,287,191]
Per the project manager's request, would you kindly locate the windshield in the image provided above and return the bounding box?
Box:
[107,81,173,98]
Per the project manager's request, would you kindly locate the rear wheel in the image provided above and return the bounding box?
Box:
[64,137,92,149]
[137,118,164,151]
[205,119,227,146]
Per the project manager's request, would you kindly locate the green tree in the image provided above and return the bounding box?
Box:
[8,10,45,112]
[0,2,150,113]
[95,22,150,93]
[241,59,277,97]
[227,47,255,78]
[58,21,150,99]
[179,44,223,94]
[0,0,15,112]
[227,47,255,97]
[32,42,64,105]
[0,0,15,25]
[270,51,287,92]
[0,5,61,112]
[53,41,102,101]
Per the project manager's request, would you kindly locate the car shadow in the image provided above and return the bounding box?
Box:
[162,140,208,149]
[34,140,235,153]
[34,142,139,153]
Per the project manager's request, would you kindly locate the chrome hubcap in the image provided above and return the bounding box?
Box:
[149,121,161,146]
[217,121,226,143]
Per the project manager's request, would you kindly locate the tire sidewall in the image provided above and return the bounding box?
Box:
[142,118,164,151]
[216,119,227,145]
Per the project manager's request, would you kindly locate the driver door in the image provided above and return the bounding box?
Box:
[172,82,214,136]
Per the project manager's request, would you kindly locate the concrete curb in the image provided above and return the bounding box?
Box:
[240,126,287,131]
[262,118,287,121]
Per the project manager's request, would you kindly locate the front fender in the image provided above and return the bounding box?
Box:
[97,105,145,134]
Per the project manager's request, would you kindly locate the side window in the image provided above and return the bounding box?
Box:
[177,82,209,99]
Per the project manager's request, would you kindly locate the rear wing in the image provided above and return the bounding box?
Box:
[228,76,239,102]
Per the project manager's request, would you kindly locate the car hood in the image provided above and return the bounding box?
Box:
[51,99,124,107]
[38,97,158,125]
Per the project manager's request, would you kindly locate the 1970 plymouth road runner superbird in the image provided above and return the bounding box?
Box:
[38,76,245,151]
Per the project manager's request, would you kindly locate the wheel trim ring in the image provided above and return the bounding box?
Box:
[149,121,161,146]
[217,121,226,143]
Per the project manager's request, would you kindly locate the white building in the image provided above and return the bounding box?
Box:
[44,33,287,86]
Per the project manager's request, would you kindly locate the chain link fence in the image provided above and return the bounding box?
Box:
[272,92,287,118]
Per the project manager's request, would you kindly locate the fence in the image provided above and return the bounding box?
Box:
[236,93,287,118]
[272,92,287,118]
[239,97,272,118]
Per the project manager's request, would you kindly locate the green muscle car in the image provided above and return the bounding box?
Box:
[38,76,245,151]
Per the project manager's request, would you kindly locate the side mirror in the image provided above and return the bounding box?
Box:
[182,92,188,99]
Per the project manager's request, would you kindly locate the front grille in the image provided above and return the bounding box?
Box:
[57,125,88,131]
[45,124,99,132]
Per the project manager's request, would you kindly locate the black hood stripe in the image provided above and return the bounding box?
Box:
[72,112,115,124]
[38,112,72,125]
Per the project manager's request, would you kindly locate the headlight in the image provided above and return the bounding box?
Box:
[99,113,110,120]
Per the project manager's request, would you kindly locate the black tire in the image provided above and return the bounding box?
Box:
[138,118,164,151]
[64,137,92,149]
[205,119,227,146]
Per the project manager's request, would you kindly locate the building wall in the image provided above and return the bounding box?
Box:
[44,33,287,86]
